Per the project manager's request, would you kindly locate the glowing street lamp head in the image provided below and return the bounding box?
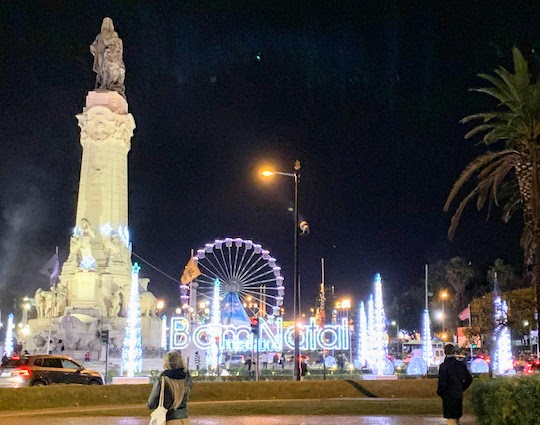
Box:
[341,299,351,309]
[156,300,165,310]
[441,291,448,300]
[261,170,275,177]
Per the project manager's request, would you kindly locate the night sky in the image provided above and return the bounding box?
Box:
[0,2,538,325]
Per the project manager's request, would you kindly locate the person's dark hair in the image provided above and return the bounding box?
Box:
[444,344,456,355]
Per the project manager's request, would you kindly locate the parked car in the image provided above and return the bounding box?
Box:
[0,354,104,388]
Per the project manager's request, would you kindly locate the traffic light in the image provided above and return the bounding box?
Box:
[250,317,259,335]
[101,330,109,343]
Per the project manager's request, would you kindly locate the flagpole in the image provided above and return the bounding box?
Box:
[469,303,473,359]
[188,249,197,323]
[321,257,326,380]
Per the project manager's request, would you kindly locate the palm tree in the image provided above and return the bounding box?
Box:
[487,258,517,291]
[445,257,475,311]
[444,47,540,328]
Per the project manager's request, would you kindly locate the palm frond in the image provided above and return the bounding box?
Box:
[444,150,518,212]
[448,48,540,241]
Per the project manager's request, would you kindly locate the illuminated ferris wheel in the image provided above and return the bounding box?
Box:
[190,238,285,322]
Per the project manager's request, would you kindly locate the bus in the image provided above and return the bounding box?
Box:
[401,340,446,365]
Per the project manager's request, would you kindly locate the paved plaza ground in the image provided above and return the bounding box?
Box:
[0,415,477,425]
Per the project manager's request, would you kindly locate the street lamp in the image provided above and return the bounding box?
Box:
[261,160,303,381]
[339,299,352,364]
[523,320,533,352]
[440,291,448,334]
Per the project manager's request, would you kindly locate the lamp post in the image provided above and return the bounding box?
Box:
[262,160,302,381]
[523,320,533,352]
[440,291,448,334]
[391,320,401,355]
[340,299,352,365]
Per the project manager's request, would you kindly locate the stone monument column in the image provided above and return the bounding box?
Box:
[60,17,135,315]
[60,91,135,313]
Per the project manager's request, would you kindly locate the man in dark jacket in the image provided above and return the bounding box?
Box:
[437,344,473,425]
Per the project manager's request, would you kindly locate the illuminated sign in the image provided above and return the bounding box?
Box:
[169,317,350,352]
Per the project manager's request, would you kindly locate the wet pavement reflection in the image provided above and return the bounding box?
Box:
[2,415,476,425]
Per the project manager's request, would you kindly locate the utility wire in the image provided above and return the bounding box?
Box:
[132,251,180,284]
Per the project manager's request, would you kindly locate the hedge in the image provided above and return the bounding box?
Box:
[0,378,439,411]
[471,375,540,425]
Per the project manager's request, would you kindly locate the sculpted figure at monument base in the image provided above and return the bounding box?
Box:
[140,290,158,317]
[58,312,100,351]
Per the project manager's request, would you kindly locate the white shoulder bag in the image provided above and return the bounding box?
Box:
[149,377,167,425]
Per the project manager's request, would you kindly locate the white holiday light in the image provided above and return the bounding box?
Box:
[493,296,514,375]
[121,263,142,377]
[422,309,434,370]
[4,314,14,357]
[366,294,374,368]
[371,274,388,374]
[161,315,168,349]
[206,279,222,372]
[357,301,368,367]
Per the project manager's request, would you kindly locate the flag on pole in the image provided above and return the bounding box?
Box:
[458,305,471,321]
[180,257,201,284]
[40,253,59,286]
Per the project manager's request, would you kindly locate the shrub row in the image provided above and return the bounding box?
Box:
[471,375,540,425]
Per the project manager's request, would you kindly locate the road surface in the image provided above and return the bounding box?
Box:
[0,415,476,424]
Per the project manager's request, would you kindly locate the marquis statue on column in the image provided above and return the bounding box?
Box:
[91,17,126,98]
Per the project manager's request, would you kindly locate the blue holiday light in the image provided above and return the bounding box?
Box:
[80,256,96,269]
[206,279,222,372]
[4,314,14,357]
[357,301,368,367]
[371,274,388,374]
[493,296,514,375]
[161,315,168,349]
[121,263,143,377]
[422,309,434,370]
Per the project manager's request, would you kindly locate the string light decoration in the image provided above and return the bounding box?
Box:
[371,273,388,375]
[161,315,168,349]
[4,314,14,357]
[366,294,374,368]
[206,278,222,372]
[357,301,368,367]
[421,309,434,371]
[121,263,142,377]
[493,296,514,375]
